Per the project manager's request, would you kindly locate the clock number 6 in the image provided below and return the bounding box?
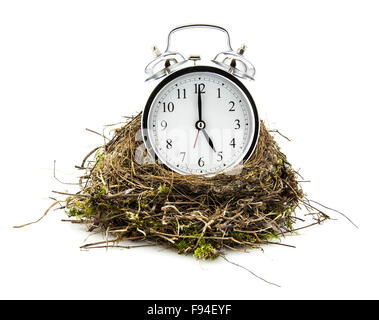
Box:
[198,157,205,167]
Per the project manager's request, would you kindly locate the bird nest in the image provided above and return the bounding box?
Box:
[57,114,328,259]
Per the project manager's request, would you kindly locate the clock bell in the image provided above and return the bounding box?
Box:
[144,24,256,82]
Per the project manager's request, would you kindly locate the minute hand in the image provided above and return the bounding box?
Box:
[197,89,202,121]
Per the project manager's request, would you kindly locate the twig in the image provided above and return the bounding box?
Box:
[14,201,60,228]
[221,255,280,288]
[81,146,100,168]
[80,237,145,248]
[52,190,90,198]
[268,129,291,141]
[81,244,155,250]
[308,199,358,229]
[85,128,110,141]
[53,160,79,185]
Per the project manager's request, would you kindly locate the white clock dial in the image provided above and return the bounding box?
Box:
[142,67,259,175]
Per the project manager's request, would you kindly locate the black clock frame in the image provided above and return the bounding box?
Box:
[142,65,260,173]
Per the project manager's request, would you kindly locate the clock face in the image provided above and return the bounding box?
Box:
[142,66,259,175]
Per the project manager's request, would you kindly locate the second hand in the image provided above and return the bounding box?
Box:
[193,129,200,148]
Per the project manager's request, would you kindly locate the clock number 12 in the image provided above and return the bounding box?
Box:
[194,83,206,94]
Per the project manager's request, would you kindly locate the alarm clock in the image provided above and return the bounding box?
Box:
[142,24,259,175]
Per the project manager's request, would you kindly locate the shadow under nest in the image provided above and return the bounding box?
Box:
[63,114,329,259]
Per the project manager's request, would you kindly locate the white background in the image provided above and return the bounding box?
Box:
[1,0,378,299]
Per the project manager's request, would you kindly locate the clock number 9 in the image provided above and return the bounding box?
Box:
[160,120,167,130]
[163,102,174,112]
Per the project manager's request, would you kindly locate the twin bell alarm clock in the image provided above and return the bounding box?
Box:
[141,24,259,176]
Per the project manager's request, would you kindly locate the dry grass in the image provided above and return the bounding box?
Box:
[57,113,329,259]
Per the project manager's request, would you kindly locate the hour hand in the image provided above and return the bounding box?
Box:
[201,129,216,153]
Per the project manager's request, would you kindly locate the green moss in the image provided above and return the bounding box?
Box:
[93,186,106,198]
[193,239,217,260]
[132,217,163,231]
[261,231,280,241]
[124,212,138,221]
[231,231,255,243]
[94,150,105,169]
[179,224,200,235]
[155,183,170,194]
[67,200,95,218]
[245,169,258,180]
[140,200,149,209]
[95,149,104,161]
[175,239,194,253]
[287,218,294,231]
